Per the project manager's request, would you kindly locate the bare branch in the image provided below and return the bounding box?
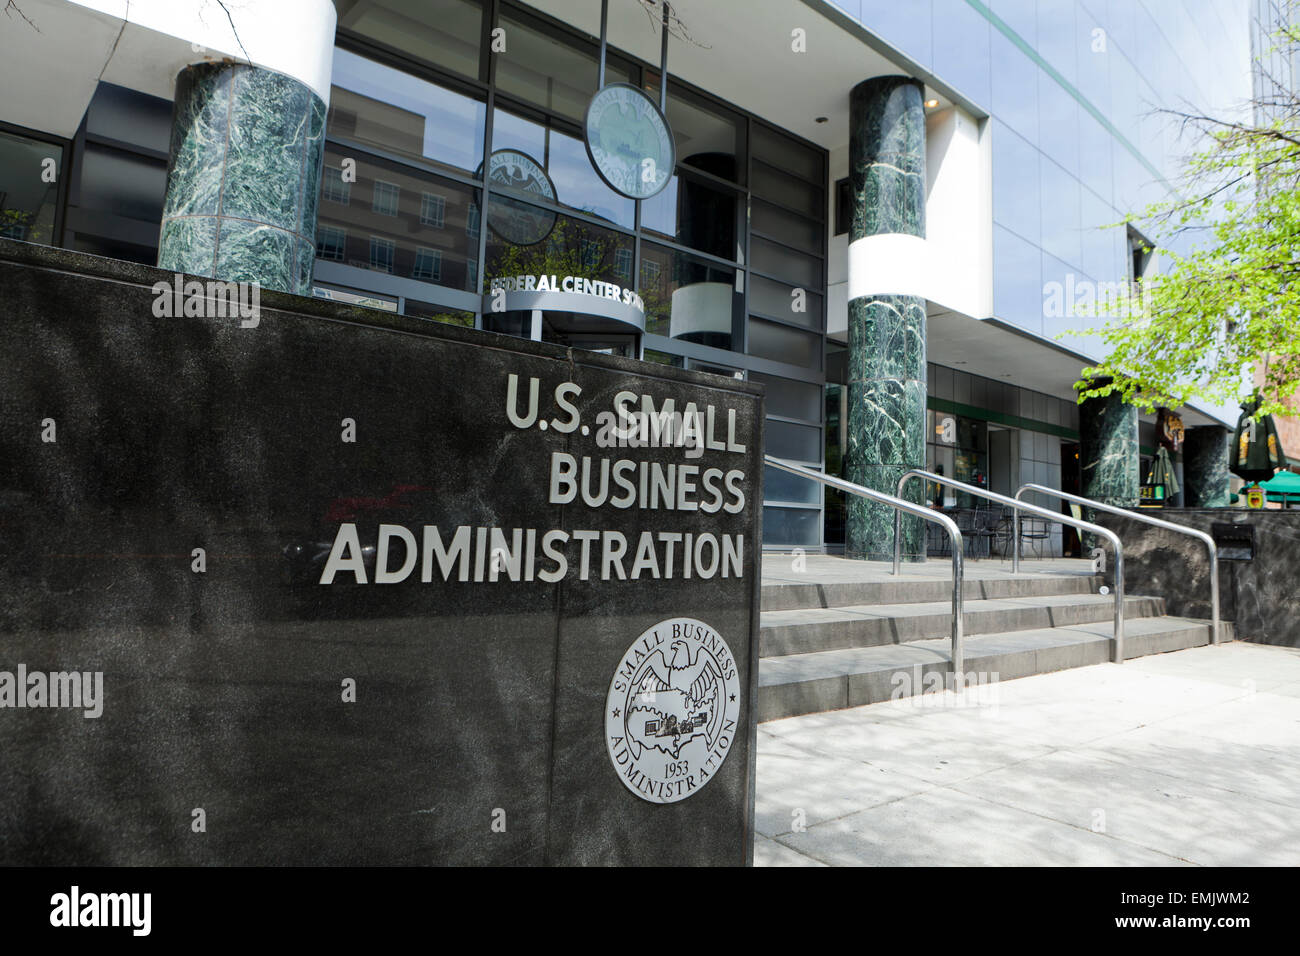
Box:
[635,0,710,50]
[4,0,39,31]
[210,0,253,66]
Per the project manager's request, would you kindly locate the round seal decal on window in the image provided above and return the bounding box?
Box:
[584,83,675,200]
[605,618,741,804]
[479,148,557,246]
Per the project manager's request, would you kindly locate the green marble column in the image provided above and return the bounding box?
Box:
[1080,388,1139,506]
[845,76,927,561]
[1183,426,1232,507]
[158,62,326,295]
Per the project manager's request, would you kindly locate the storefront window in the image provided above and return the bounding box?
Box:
[926,411,989,508]
[0,129,62,245]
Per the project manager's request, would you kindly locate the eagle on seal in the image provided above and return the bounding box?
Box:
[625,640,723,760]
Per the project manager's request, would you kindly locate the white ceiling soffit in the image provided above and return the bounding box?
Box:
[0,0,124,138]
[69,0,338,101]
[517,0,947,151]
[0,0,337,140]
[926,308,1228,428]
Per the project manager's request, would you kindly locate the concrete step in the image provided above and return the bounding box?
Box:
[757,617,1232,723]
[762,571,1101,613]
[760,593,1165,657]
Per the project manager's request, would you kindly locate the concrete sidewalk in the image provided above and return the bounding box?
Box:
[755,642,1300,866]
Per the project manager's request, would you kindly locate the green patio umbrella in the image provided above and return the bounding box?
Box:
[1231,396,1286,482]
[1260,469,1300,506]
[1147,446,1179,497]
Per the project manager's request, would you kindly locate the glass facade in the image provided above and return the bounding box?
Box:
[0,128,62,244]
[0,0,1255,553]
[826,0,1254,342]
[321,0,827,547]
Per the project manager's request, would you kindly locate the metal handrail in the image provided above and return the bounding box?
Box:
[765,456,967,675]
[897,468,1126,663]
[1016,483,1221,646]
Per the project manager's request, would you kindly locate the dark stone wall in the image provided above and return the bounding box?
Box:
[0,239,763,865]
[1094,508,1300,647]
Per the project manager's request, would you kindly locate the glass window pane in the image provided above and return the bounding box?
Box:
[642,349,685,369]
[85,82,172,154]
[752,200,822,254]
[483,311,530,337]
[992,120,1040,244]
[749,373,821,421]
[491,107,634,229]
[345,0,483,81]
[644,75,745,184]
[750,161,822,218]
[762,506,821,548]
[766,420,821,462]
[639,240,740,350]
[317,146,479,292]
[404,300,474,327]
[640,172,739,261]
[932,0,991,107]
[1037,72,1080,181]
[747,318,821,369]
[751,124,822,184]
[311,284,399,311]
[857,1,933,65]
[328,48,486,177]
[495,11,633,123]
[0,130,63,245]
[77,143,166,224]
[992,224,1044,336]
[1039,154,1081,269]
[750,236,821,289]
[989,27,1038,143]
[484,198,633,289]
[764,465,821,504]
[748,274,823,330]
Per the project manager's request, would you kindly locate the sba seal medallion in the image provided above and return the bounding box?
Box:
[605,617,741,804]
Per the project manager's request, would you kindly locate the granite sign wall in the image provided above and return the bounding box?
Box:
[1094,508,1300,648]
[0,239,763,865]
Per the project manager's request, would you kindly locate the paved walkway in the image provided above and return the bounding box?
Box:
[755,642,1300,866]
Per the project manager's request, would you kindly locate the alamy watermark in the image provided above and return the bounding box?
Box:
[890,668,1001,715]
[0,665,103,718]
[151,273,260,327]
[50,886,150,936]
[1043,274,1150,322]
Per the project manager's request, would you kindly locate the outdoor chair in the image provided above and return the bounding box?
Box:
[1018,516,1051,559]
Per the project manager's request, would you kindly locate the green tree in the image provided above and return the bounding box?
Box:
[1076,26,1300,419]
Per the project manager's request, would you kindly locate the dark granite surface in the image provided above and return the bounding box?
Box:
[0,238,762,865]
[1095,508,1300,647]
